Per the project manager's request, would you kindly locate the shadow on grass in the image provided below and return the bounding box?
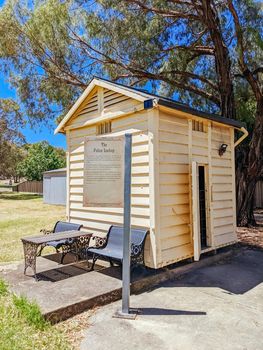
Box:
[0,192,42,200]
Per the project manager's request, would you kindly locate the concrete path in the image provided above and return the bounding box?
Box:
[81,249,263,350]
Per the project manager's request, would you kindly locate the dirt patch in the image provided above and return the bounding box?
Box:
[237,209,263,249]
[57,308,96,350]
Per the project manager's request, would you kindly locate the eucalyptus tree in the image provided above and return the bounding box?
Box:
[0,0,262,225]
[227,0,263,225]
[0,98,25,179]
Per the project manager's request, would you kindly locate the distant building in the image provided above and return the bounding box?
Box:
[43,168,66,205]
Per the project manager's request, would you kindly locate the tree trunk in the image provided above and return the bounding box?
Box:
[236,98,263,226]
[201,0,236,119]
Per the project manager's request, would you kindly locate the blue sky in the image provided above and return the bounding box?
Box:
[0,72,66,149]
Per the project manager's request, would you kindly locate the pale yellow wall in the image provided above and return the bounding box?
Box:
[66,88,157,267]
[64,85,237,270]
[211,125,236,246]
[157,109,236,267]
[158,111,193,267]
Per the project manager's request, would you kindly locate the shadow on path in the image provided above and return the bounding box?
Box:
[139,307,206,316]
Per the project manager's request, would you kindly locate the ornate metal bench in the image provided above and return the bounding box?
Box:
[22,229,91,281]
[38,221,83,263]
[86,225,149,271]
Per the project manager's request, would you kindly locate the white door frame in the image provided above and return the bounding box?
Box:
[192,161,201,261]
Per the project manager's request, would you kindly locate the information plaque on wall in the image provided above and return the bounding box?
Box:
[83,136,124,207]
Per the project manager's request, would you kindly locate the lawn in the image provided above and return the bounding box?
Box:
[0,279,71,350]
[0,192,66,263]
[0,193,73,350]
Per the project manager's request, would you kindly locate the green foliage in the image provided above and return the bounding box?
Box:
[17,141,66,181]
[0,0,90,124]
[235,84,257,135]
[0,193,42,200]
[0,0,261,127]
[0,279,9,296]
[0,0,221,120]
[12,295,48,331]
[0,99,24,143]
[0,98,25,178]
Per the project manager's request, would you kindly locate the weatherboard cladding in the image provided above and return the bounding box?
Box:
[63,77,238,269]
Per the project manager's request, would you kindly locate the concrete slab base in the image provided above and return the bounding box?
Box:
[0,247,239,323]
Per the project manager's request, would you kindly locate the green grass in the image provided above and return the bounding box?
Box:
[12,295,48,331]
[0,193,42,200]
[0,192,66,263]
[0,279,8,296]
[0,194,77,349]
[0,279,71,350]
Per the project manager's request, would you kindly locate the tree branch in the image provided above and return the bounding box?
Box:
[113,71,220,105]
[160,70,218,90]
[123,0,199,20]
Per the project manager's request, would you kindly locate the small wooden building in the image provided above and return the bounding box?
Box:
[55,77,247,269]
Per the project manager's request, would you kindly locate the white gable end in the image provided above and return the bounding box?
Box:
[55,77,153,134]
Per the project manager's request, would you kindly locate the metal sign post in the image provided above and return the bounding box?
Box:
[122,133,132,314]
[114,133,137,319]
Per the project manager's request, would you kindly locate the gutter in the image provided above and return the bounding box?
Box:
[234,127,249,148]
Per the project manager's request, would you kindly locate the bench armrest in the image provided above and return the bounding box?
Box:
[91,236,107,249]
[40,228,53,235]
[131,243,143,257]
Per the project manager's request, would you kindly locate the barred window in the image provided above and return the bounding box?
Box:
[192,120,206,132]
[96,121,112,135]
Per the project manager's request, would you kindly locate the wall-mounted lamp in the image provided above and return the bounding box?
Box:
[219,143,228,156]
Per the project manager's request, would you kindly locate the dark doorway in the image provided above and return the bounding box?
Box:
[198,166,207,248]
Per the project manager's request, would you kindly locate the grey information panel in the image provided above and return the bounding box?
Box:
[83,137,124,207]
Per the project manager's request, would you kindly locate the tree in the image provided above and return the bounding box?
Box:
[85,0,262,225]
[0,0,234,118]
[227,0,263,225]
[0,143,25,182]
[0,0,262,225]
[0,98,25,179]
[17,141,66,181]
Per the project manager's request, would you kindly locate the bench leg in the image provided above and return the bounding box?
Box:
[23,242,39,280]
[90,254,98,271]
[60,252,67,264]
[37,244,46,257]
[60,243,75,264]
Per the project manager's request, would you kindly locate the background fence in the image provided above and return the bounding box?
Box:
[13,180,43,194]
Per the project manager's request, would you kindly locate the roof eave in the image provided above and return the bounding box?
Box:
[158,99,245,129]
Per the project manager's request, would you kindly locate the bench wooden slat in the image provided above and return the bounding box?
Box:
[21,231,90,244]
